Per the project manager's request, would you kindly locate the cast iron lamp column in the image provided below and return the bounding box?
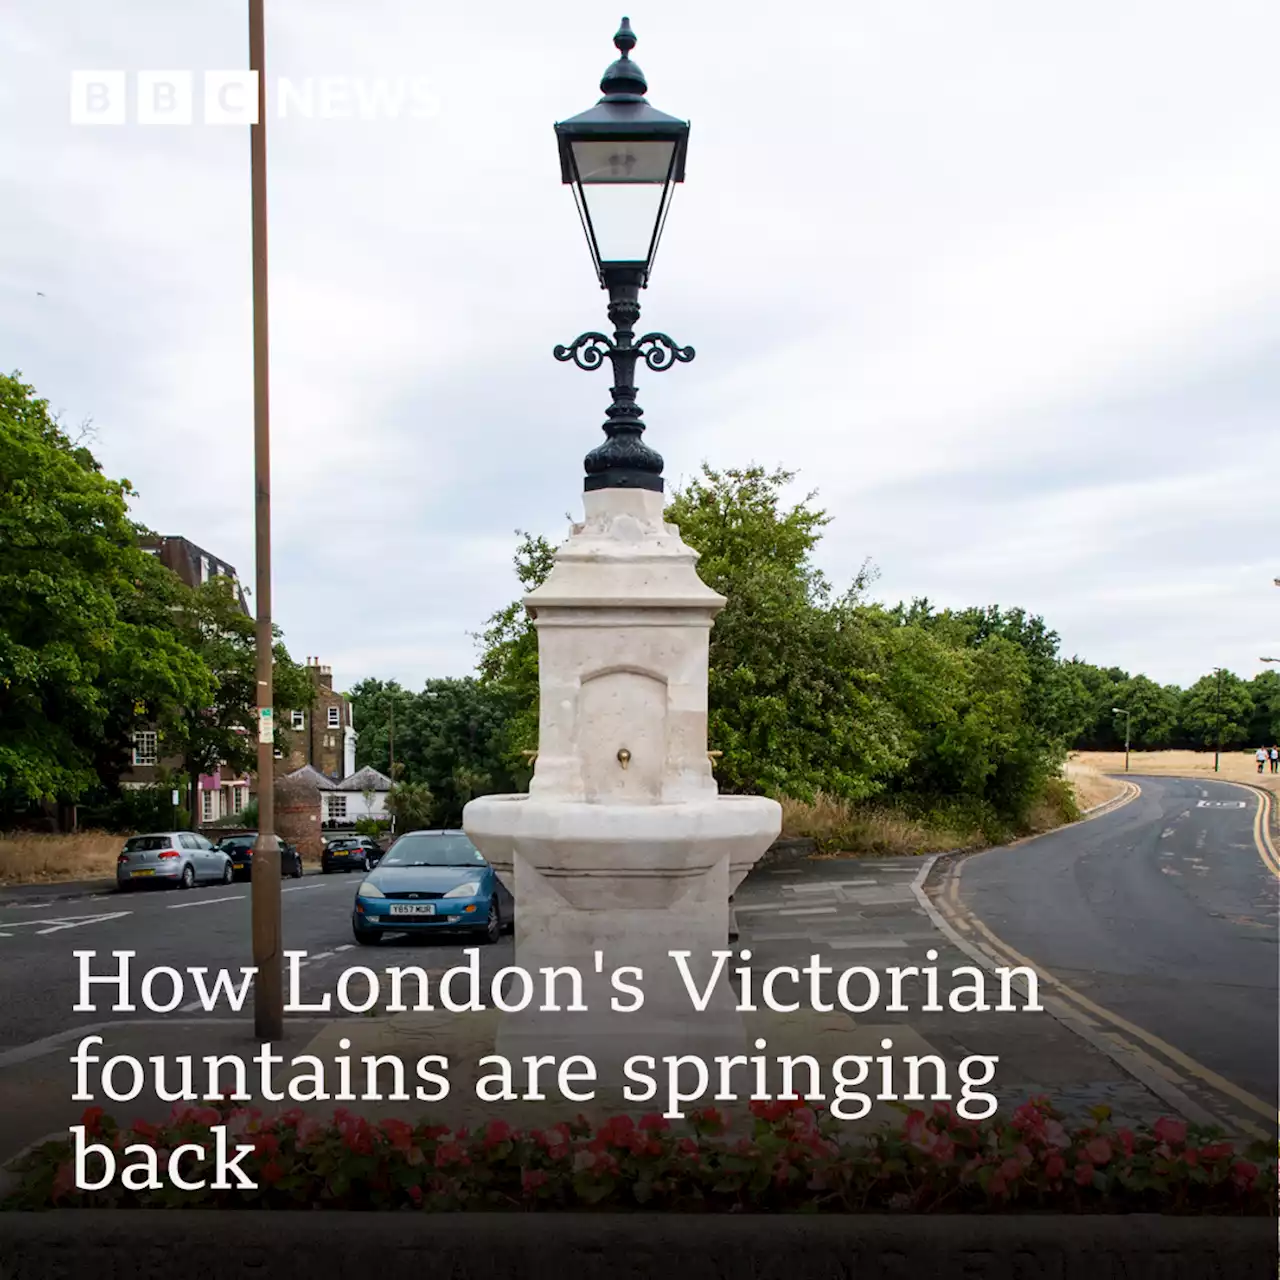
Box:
[555,275,692,492]
[553,18,693,493]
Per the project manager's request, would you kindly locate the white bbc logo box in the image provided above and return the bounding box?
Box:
[70,71,439,125]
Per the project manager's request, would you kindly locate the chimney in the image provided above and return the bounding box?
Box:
[316,661,333,691]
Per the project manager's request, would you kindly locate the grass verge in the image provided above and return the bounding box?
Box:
[0,831,122,886]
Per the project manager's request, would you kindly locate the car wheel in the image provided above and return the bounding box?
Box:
[479,898,501,945]
[117,881,132,894]
[221,860,234,885]
[179,863,195,890]
[352,921,379,946]
[292,858,304,879]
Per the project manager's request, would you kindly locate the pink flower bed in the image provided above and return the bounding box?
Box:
[4,1098,1274,1214]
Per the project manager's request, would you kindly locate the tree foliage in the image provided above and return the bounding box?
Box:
[0,371,310,824]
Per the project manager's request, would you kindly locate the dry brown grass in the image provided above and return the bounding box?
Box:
[778,793,979,858]
[1063,758,1128,811]
[0,831,124,886]
[1072,750,1280,796]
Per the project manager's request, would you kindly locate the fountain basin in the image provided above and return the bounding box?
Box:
[463,792,781,911]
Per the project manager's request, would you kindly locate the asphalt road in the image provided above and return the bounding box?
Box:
[957,775,1279,1108]
[0,870,515,1051]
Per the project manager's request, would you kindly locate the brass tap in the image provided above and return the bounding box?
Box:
[521,750,538,763]
[617,747,631,770]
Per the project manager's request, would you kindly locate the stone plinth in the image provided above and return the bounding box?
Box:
[465,487,781,1076]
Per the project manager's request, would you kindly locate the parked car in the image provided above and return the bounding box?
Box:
[322,835,383,874]
[351,830,513,946]
[216,833,304,881]
[116,832,232,891]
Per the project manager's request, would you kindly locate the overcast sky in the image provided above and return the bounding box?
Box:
[3,0,1276,693]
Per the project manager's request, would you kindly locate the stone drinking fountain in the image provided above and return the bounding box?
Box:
[463,18,781,1076]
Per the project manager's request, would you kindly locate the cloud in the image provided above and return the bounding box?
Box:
[1,0,1276,693]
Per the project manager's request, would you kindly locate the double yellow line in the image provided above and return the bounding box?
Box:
[1238,783,1280,879]
[934,783,1279,1136]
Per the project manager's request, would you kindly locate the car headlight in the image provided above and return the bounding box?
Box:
[443,881,481,899]
[357,881,384,898]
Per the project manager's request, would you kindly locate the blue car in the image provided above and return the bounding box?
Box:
[351,830,512,947]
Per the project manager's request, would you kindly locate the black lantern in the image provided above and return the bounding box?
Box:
[554,18,694,494]
[555,17,689,287]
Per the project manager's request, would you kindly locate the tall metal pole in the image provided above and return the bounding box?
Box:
[249,0,283,1043]
[1213,667,1223,774]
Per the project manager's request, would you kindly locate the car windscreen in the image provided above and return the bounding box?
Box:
[380,835,483,868]
[123,835,171,852]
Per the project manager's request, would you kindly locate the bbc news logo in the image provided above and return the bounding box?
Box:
[69,71,441,125]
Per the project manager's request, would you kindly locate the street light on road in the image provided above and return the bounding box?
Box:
[1212,667,1224,774]
[1111,707,1132,773]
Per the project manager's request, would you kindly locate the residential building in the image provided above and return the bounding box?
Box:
[121,535,252,826]
[138,534,251,614]
[323,766,393,826]
[277,659,357,783]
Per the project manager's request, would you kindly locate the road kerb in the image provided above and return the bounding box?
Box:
[917,852,1277,1139]
[908,857,1241,1133]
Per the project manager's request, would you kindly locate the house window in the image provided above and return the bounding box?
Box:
[291,710,305,730]
[201,790,216,823]
[274,747,283,759]
[328,795,348,820]
[200,556,210,583]
[327,706,340,728]
[132,731,158,766]
[232,788,245,814]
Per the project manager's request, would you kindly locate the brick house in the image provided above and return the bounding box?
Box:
[122,535,253,826]
[275,659,356,784]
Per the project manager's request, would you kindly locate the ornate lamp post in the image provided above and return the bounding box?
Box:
[554,17,693,493]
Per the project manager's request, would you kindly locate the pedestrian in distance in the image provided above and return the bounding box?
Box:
[1256,746,1268,774]
[1270,744,1279,774]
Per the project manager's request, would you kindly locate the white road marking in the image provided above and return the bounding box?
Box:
[311,951,334,962]
[777,906,838,916]
[1161,828,1175,839]
[0,910,130,935]
[826,937,909,950]
[167,895,245,910]
[787,879,878,893]
[25,911,133,936]
[335,944,354,952]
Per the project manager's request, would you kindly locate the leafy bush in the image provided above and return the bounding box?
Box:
[6,1098,1272,1214]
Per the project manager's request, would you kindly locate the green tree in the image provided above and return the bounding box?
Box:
[1178,671,1253,751]
[0,373,210,811]
[348,677,411,776]
[476,531,556,785]
[1109,674,1181,750]
[1246,670,1280,745]
[664,465,905,801]
[385,780,434,833]
[165,577,313,802]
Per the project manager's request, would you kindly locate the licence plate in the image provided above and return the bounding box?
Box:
[388,903,435,916]
[131,869,156,877]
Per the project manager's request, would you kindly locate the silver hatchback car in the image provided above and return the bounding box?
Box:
[116,832,233,891]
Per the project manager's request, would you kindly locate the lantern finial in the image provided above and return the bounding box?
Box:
[600,18,647,97]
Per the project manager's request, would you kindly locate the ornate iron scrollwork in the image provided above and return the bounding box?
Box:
[553,333,614,372]
[635,333,695,371]
[555,271,694,493]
